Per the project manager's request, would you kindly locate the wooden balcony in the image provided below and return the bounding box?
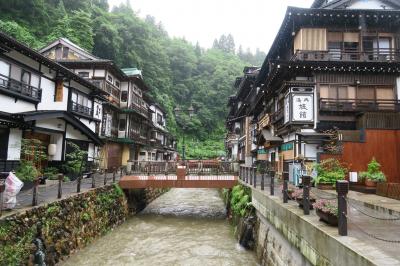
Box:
[271,108,284,123]
[319,98,400,112]
[70,102,93,117]
[0,74,41,103]
[292,48,400,63]
[121,103,149,119]
[128,130,147,145]
[131,103,149,118]
[258,113,271,129]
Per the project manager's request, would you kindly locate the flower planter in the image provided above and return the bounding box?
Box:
[296,198,316,209]
[316,209,338,226]
[365,179,377,188]
[316,183,334,190]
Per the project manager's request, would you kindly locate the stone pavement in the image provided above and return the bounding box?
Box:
[1,172,121,218]
[240,176,400,262]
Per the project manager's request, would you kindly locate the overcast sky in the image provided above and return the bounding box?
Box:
[108,0,314,53]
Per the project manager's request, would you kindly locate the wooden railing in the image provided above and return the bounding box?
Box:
[128,160,238,175]
[70,102,93,117]
[258,113,271,129]
[292,48,400,62]
[271,108,284,123]
[0,74,42,102]
[128,103,149,118]
[319,98,400,112]
[185,161,236,175]
[129,161,177,174]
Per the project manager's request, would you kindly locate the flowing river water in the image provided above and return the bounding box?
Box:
[61,188,258,266]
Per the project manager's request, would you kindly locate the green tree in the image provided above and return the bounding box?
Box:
[0,0,267,158]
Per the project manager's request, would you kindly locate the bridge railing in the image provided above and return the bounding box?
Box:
[129,161,177,175]
[128,160,238,175]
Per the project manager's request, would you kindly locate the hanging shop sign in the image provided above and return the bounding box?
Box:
[284,87,314,124]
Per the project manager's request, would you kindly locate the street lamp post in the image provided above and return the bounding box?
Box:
[174,105,195,162]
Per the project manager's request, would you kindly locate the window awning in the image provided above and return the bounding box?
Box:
[15,111,103,146]
[261,129,283,142]
[296,132,332,144]
[0,111,31,128]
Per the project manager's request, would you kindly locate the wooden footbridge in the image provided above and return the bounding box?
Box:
[119,161,238,189]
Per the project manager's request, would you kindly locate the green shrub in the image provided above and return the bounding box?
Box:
[313,158,346,185]
[359,158,386,182]
[65,142,87,176]
[15,161,39,181]
[81,212,91,222]
[43,167,59,180]
[230,185,253,217]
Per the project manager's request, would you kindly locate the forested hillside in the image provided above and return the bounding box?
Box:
[0,0,266,158]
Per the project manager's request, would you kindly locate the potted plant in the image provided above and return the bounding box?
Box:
[292,188,316,209]
[313,199,338,226]
[15,139,47,190]
[64,142,88,180]
[15,160,39,191]
[43,167,60,183]
[359,158,386,188]
[313,159,346,190]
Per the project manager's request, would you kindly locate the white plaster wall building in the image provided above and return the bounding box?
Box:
[0,32,104,172]
[39,38,177,167]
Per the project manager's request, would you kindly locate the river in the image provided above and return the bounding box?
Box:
[61,188,258,266]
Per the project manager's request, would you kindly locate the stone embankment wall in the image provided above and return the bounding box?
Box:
[251,188,381,266]
[226,185,388,265]
[254,215,311,266]
[125,188,169,214]
[0,184,167,265]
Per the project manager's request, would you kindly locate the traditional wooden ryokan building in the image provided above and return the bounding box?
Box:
[39,38,177,170]
[227,0,400,183]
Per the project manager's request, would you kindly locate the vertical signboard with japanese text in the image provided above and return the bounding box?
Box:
[284,95,290,124]
[291,93,314,122]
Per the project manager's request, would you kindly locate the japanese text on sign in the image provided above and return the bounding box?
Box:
[292,94,313,122]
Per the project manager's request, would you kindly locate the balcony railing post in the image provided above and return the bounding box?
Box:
[283,172,289,203]
[77,175,81,193]
[57,174,63,199]
[104,169,107,186]
[270,170,275,196]
[32,177,39,206]
[302,176,311,215]
[253,167,256,188]
[113,168,116,183]
[91,172,96,188]
[261,170,264,191]
[0,179,5,217]
[249,166,253,186]
[337,180,349,236]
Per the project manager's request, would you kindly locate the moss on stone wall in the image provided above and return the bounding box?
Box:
[0,184,129,265]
